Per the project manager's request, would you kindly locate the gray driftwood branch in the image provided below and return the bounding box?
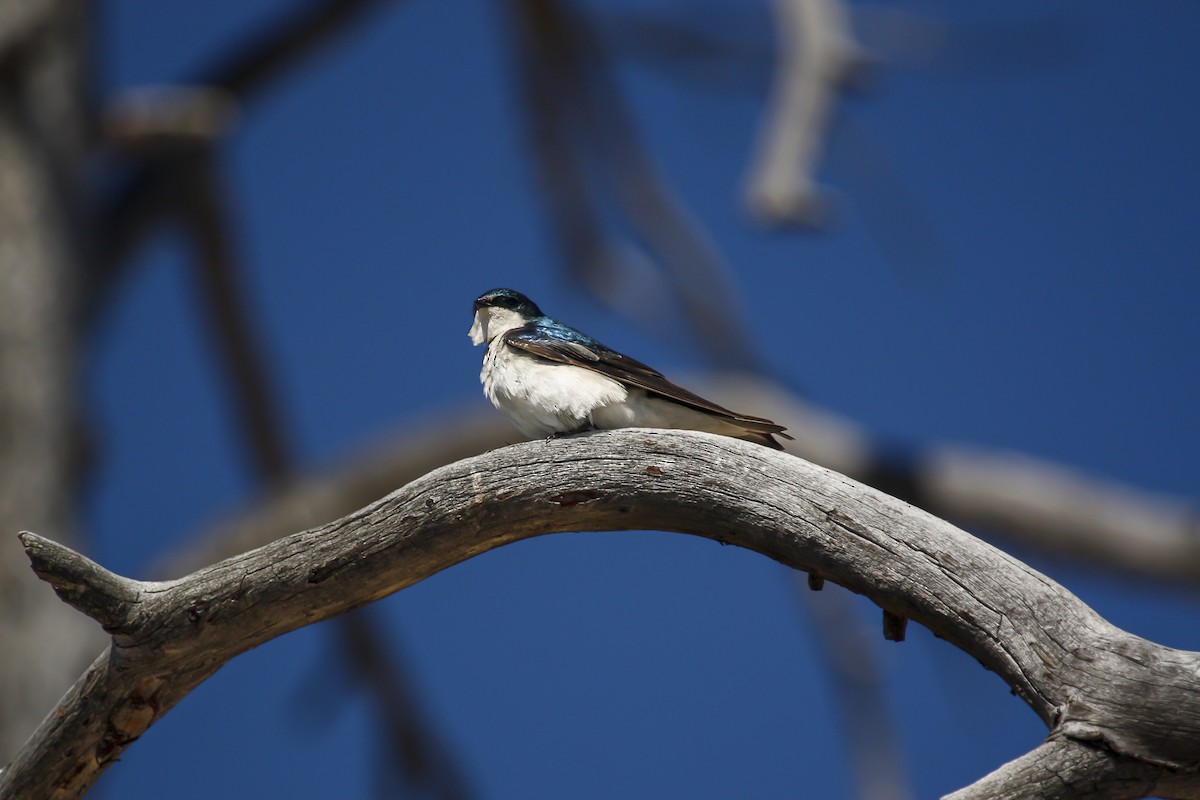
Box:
[162,379,1200,585]
[4,430,1199,800]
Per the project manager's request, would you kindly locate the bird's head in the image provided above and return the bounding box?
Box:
[469,288,544,345]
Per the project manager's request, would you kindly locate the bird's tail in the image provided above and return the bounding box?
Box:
[738,430,787,450]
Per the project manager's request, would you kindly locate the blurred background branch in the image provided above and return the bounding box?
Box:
[0,0,102,762]
[745,0,868,225]
[508,0,763,369]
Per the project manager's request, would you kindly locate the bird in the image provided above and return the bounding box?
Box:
[468,288,791,449]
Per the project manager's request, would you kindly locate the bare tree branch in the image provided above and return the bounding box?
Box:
[179,151,293,483]
[745,0,869,224]
[509,0,763,370]
[155,407,513,577]
[594,4,772,96]
[202,0,395,102]
[159,378,1200,587]
[92,42,468,800]
[0,0,57,57]
[72,5,465,787]
[4,430,1200,800]
[91,87,237,319]
[944,737,1190,800]
[717,378,1200,582]
[89,0,396,324]
[0,0,103,763]
[507,0,619,299]
[338,611,474,800]
[799,579,914,800]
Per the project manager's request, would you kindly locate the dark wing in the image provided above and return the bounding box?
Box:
[504,322,790,437]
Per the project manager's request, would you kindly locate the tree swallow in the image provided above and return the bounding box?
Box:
[469,288,791,449]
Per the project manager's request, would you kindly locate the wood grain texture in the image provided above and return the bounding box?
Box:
[4,429,1199,799]
[158,379,1200,586]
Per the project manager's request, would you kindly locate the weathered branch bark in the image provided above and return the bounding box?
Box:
[945,737,1199,800]
[4,430,1198,800]
[155,407,514,576]
[22,534,142,633]
[160,379,1200,586]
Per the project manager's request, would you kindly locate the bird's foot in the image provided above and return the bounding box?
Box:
[545,425,592,442]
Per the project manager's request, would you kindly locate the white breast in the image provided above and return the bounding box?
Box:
[481,340,628,439]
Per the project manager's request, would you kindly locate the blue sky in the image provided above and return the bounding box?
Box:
[87,1,1198,797]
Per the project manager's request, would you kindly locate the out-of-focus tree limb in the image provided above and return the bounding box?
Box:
[509,0,762,370]
[6,430,1200,800]
[338,611,474,800]
[594,4,772,95]
[0,1,104,764]
[92,86,237,313]
[89,0,397,324]
[0,0,56,56]
[799,579,914,800]
[745,0,869,225]
[203,0,395,101]
[178,151,293,483]
[593,3,962,277]
[507,0,618,301]
[916,444,1200,580]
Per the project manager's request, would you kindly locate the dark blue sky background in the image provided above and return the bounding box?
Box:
[87,1,1198,797]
